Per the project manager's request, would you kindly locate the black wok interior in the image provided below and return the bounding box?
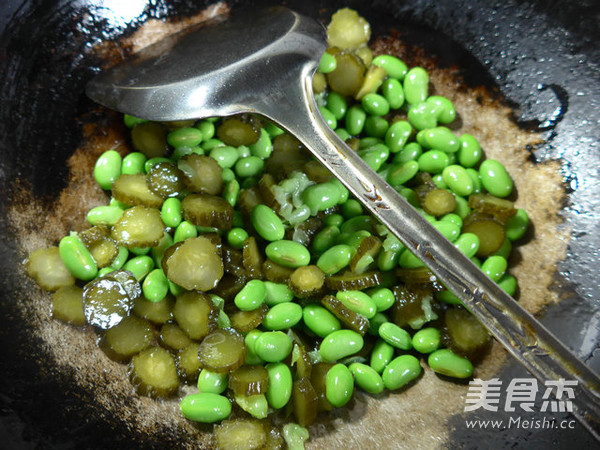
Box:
[1,0,598,448]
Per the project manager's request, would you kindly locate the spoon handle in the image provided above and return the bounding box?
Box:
[264,74,600,439]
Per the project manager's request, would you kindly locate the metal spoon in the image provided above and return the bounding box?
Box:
[86,6,600,437]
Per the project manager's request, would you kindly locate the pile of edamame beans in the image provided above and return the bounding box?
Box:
[26,7,531,448]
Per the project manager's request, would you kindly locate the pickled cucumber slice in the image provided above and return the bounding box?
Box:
[27,246,75,291]
[198,328,246,373]
[51,285,86,325]
[133,295,174,324]
[242,236,264,280]
[462,213,506,257]
[321,295,369,335]
[349,235,381,274]
[129,346,179,397]
[159,323,193,351]
[468,193,517,223]
[162,236,224,291]
[311,362,335,412]
[216,117,260,146]
[215,419,268,450]
[110,206,165,248]
[228,365,269,396]
[146,162,185,198]
[131,122,167,158]
[82,269,141,329]
[444,307,491,359]
[291,377,318,427]
[262,259,294,283]
[177,342,202,383]
[325,270,384,291]
[181,193,234,229]
[173,291,219,340]
[177,153,223,195]
[289,265,325,299]
[112,174,164,208]
[229,303,267,333]
[102,315,153,361]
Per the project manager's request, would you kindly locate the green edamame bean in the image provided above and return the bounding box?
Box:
[433,220,461,242]
[302,182,340,215]
[59,235,98,281]
[348,362,384,395]
[130,246,150,256]
[434,289,462,305]
[412,327,441,354]
[170,146,193,161]
[302,304,341,337]
[506,208,529,241]
[86,205,124,226]
[407,101,439,130]
[335,128,350,141]
[323,213,344,228]
[316,244,353,275]
[387,160,419,186]
[370,339,394,373]
[249,128,273,159]
[123,255,154,281]
[364,116,389,139]
[97,267,114,278]
[123,114,146,128]
[442,165,474,197]
[244,329,265,365]
[319,105,337,129]
[265,240,311,268]
[255,331,293,362]
[382,354,422,390]
[428,349,473,378]
[223,179,240,207]
[341,199,363,219]
[454,195,471,219]
[481,255,508,282]
[362,93,390,117]
[121,152,146,175]
[378,322,412,350]
[234,279,267,311]
[180,392,231,423]
[358,145,389,171]
[262,302,303,330]
[196,120,215,141]
[345,104,367,135]
[197,369,228,394]
[160,197,182,228]
[404,67,429,105]
[368,312,388,336]
[326,363,354,407]
[372,55,408,80]
[144,157,171,173]
[221,168,235,183]
[454,233,480,258]
[311,226,341,255]
[466,168,482,194]
[167,127,203,148]
[394,142,422,164]
[318,51,337,73]
[418,150,450,174]
[203,138,224,151]
[384,120,412,153]
[235,156,264,178]
[251,204,285,242]
[457,134,482,167]
[110,246,129,270]
[174,220,197,243]
[381,77,405,109]
[498,274,518,296]
[142,268,168,303]
[418,127,459,153]
[426,96,456,124]
[326,92,348,120]
[265,362,293,409]
[237,145,251,158]
[209,145,239,169]
[340,214,372,233]
[492,238,512,259]
[328,178,349,204]
[368,287,395,312]
[264,281,294,306]
[227,227,249,250]
[94,150,122,190]
[397,248,424,269]
[479,159,514,197]
[439,213,463,228]
[320,329,364,363]
[336,290,377,319]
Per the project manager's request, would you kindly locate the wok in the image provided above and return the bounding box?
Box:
[0,0,598,448]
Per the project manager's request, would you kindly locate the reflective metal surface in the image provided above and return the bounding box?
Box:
[86,6,600,437]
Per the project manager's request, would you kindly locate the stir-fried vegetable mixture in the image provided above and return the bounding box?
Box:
[26,7,530,449]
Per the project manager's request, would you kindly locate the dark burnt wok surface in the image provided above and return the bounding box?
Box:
[1,0,598,448]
